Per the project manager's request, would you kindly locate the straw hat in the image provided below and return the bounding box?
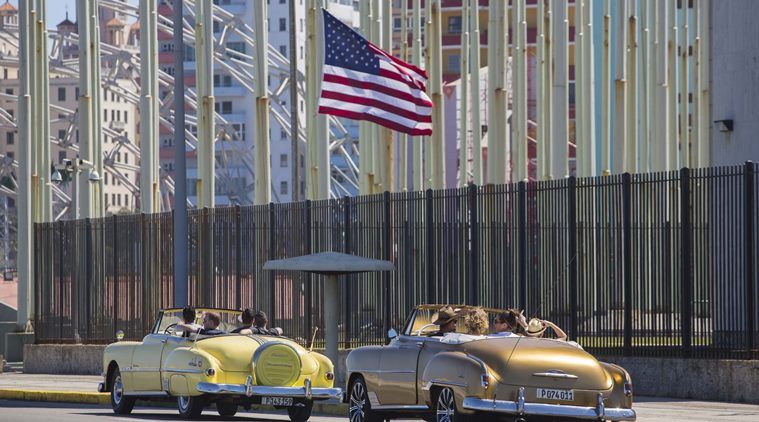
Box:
[526,318,547,337]
[432,306,458,325]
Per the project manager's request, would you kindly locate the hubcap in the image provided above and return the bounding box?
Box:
[348,381,366,422]
[179,396,190,411]
[112,375,123,406]
[436,388,455,422]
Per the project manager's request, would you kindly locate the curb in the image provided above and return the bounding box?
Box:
[0,389,110,405]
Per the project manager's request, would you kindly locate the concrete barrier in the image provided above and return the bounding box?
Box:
[5,333,33,362]
[24,345,105,375]
[601,356,759,404]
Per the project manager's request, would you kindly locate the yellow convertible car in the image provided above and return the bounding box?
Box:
[345,305,636,422]
[98,308,341,420]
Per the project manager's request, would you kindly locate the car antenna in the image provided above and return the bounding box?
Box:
[309,326,319,352]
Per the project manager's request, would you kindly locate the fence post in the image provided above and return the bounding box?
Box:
[680,167,693,356]
[235,206,242,310]
[384,191,392,337]
[622,173,633,356]
[469,184,480,305]
[568,177,578,341]
[113,215,118,337]
[304,200,313,347]
[59,222,64,340]
[518,181,527,311]
[343,197,352,348]
[268,203,276,327]
[744,161,756,352]
[426,189,435,304]
[85,218,92,342]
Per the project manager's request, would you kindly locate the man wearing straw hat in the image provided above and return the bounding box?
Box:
[526,318,567,341]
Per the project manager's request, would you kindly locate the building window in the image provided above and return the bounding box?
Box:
[214,101,233,114]
[213,21,221,33]
[57,87,66,101]
[393,17,402,31]
[448,16,462,34]
[214,74,233,87]
[161,42,174,52]
[280,154,288,167]
[279,18,286,31]
[104,109,108,122]
[279,45,287,57]
[280,181,288,195]
[75,87,80,99]
[231,123,245,141]
[448,54,461,73]
[6,132,13,145]
[6,152,13,160]
[5,88,12,95]
[226,41,246,56]
[58,129,66,140]
[280,129,287,140]
[59,151,67,163]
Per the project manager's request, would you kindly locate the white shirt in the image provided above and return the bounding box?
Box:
[488,331,520,338]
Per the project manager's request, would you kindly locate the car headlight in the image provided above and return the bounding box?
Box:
[325,371,334,381]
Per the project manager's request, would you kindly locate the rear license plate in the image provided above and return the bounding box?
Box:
[262,396,293,406]
[536,388,574,402]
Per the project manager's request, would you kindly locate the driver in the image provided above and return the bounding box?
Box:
[430,306,458,336]
[174,306,201,337]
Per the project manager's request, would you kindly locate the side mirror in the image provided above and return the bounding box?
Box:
[387,328,398,339]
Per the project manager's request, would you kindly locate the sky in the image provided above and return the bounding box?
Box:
[8,0,138,29]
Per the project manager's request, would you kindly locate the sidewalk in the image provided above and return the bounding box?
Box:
[0,373,107,404]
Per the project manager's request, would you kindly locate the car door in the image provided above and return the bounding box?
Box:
[130,333,169,391]
[375,335,423,406]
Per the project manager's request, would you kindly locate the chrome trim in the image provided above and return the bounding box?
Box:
[163,368,203,374]
[462,396,636,421]
[350,368,416,374]
[425,379,467,389]
[123,391,171,397]
[533,370,579,380]
[121,367,160,373]
[371,404,430,411]
[97,382,106,393]
[195,381,343,401]
[304,378,312,400]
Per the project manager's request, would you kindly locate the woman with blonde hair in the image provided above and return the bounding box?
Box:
[463,307,489,335]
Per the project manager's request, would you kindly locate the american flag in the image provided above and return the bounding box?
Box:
[317,10,433,136]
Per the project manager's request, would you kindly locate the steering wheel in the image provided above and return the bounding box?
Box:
[164,323,178,335]
[413,323,438,336]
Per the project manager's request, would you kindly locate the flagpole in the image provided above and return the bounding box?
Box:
[307,0,330,200]
[429,0,445,189]
[371,0,382,193]
[412,0,424,191]
[459,0,469,188]
[399,0,409,191]
[381,0,394,192]
[358,1,372,194]
[254,0,271,204]
[487,0,508,185]
[469,0,482,185]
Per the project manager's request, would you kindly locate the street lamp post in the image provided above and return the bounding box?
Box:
[51,158,101,219]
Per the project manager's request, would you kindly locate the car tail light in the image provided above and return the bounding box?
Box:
[325,372,334,381]
[623,378,633,397]
[480,373,491,388]
[205,368,216,377]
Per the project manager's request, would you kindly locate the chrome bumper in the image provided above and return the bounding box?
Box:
[196,376,343,401]
[97,382,106,393]
[462,388,636,421]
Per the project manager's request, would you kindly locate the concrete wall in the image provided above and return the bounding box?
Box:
[602,356,759,404]
[24,345,105,375]
[709,0,759,166]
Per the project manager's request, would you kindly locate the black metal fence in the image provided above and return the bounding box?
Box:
[34,163,759,359]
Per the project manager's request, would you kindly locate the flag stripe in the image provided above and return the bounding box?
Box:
[325,65,431,104]
[318,99,431,130]
[323,69,432,107]
[321,81,432,115]
[320,90,432,123]
[318,105,433,136]
[379,60,426,91]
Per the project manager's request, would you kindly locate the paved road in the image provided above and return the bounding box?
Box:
[1,398,759,421]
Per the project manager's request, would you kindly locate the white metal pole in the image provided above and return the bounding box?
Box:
[698,0,709,166]
[359,0,372,194]
[195,0,215,207]
[679,0,689,168]
[428,0,445,189]
[412,0,423,191]
[692,0,701,167]
[626,0,638,174]
[380,0,394,192]
[513,0,527,181]
[34,0,51,222]
[371,0,382,192]
[668,0,678,170]
[459,0,469,188]
[487,0,508,184]
[640,0,651,172]
[140,0,159,213]
[399,0,409,191]
[613,0,628,174]
[601,0,611,175]
[537,0,546,179]
[583,0,596,177]
[17,0,33,330]
[543,0,553,180]
[307,0,330,200]
[469,0,482,185]
[551,0,568,178]
[574,0,584,176]
[652,0,669,171]
[254,0,271,204]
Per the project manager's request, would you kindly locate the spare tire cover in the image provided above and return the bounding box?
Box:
[253,343,302,386]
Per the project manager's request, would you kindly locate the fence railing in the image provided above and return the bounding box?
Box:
[34,163,759,359]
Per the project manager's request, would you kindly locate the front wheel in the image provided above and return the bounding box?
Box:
[109,368,135,415]
[348,376,382,422]
[287,400,313,422]
[177,395,206,419]
[434,387,457,422]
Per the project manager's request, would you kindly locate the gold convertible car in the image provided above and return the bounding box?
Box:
[98,308,341,421]
[345,305,636,422]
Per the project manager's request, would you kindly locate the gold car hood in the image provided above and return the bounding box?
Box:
[461,337,611,390]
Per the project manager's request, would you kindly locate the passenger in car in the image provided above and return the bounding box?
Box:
[526,318,567,341]
[463,307,489,335]
[175,306,201,337]
[235,309,283,336]
[430,306,458,336]
[231,308,256,333]
[197,312,225,336]
[491,309,527,337]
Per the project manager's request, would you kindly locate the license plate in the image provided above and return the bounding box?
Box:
[262,396,293,406]
[536,388,574,402]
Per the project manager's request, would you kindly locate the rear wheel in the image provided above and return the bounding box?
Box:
[177,395,206,419]
[287,400,313,421]
[348,376,382,422]
[109,368,135,415]
[216,402,238,417]
[434,387,457,422]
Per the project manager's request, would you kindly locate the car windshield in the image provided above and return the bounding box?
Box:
[154,308,243,334]
[405,306,510,337]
